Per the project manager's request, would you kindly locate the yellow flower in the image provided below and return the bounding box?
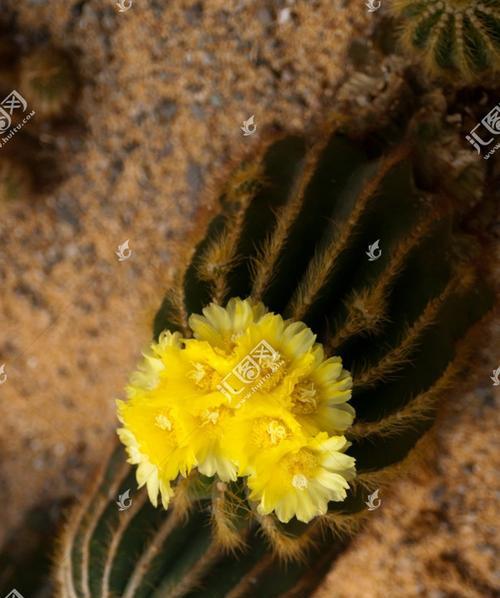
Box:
[182,404,238,481]
[126,330,182,396]
[116,297,356,521]
[189,297,267,351]
[117,398,197,506]
[223,403,305,476]
[248,433,356,523]
[288,344,355,435]
[117,428,174,509]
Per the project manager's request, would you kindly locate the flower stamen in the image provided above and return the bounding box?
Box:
[292,381,318,414]
[155,414,173,431]
[292,474,309,490]
[188,362,208,385]
[266,420,288,444]
[203,409,220,425]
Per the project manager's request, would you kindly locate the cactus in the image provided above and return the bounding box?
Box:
[55,122,493,597]
[0,157,31,202]
[0,35,82,202]
[19,47,76,118]
[389,0,500,83]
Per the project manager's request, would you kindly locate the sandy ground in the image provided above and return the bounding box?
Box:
[0,0,498,596]
[315,380,500,597]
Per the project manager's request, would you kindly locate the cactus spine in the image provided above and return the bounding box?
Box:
[55,121,493,597]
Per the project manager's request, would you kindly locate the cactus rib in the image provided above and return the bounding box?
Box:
[351,263,468,388]
[349,312,487,440]
[286,145,410,322]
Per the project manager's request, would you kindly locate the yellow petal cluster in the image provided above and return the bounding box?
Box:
[117,297,356,523]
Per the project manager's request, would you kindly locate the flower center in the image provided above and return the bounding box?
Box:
[252,357,286,393]
[202,409,220,425]
[291,381,318,415]
[251,417,290,448]
[283,448,319,487]
[155,414,173,431]
[188,361,220,391]
[266,420,288,444]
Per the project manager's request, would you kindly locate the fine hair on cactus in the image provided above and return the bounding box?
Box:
[389,0,500,83]
[55,118,494,597]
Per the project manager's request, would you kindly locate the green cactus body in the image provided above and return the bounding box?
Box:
[390,0,500,82]
[19,47,76,118]
[55,125,493,597]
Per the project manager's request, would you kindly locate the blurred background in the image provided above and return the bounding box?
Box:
[0,1,498,596]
